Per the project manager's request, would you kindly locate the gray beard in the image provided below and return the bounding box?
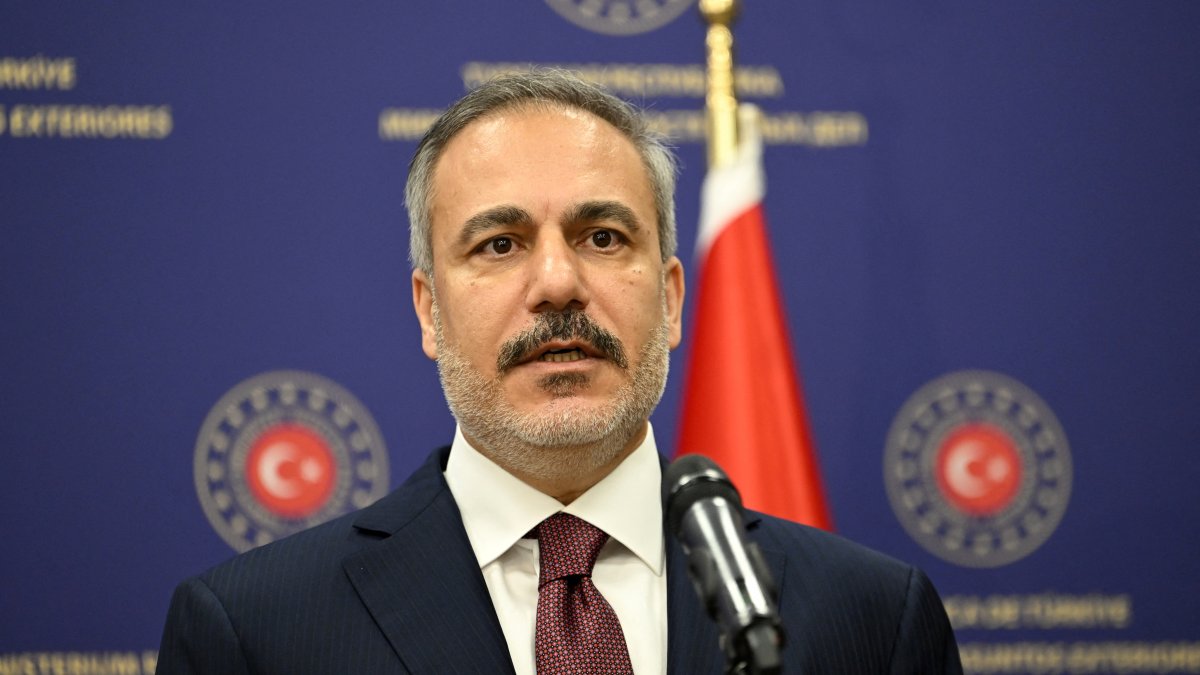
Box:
[432,299,670,485]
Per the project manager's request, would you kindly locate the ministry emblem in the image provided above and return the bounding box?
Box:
[545,0,696,36]
[194,370,390,552]
[883,370,1072,567]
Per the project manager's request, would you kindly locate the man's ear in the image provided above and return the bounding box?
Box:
[664,256,686,349]
[412,269,438,360]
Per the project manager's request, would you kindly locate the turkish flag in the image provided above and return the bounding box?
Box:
[677,108,832,529]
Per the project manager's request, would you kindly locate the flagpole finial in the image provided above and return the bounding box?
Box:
[700,0,741,169]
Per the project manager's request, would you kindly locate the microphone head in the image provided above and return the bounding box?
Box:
[664,454,743,536]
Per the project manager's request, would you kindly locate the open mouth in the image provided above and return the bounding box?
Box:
[539,347,588,363]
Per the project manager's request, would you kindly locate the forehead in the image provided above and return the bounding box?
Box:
[427,105,654,233]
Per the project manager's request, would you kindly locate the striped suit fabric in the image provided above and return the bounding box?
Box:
[156,447,961,674]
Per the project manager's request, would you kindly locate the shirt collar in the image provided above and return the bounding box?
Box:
[444,423,664,575]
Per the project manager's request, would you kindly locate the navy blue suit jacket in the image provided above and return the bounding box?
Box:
[157,447,961,673]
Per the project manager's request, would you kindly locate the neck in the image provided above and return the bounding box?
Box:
[464,422,648,504]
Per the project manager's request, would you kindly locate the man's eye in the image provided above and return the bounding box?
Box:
[591,230,614,248]
[489,237,513,254]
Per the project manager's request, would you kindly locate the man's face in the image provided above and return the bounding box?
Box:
[411,106,684,476]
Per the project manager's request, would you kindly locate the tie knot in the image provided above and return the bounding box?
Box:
[536,513,609,585]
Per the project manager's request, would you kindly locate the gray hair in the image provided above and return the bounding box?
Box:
[404,70,678,275]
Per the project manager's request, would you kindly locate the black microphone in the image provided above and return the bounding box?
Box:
[664,454,785,675]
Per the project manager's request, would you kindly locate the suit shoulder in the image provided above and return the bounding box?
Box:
[747,511,919,604]
[194,507,367,596]
[749,514,961,671]
[192,447,449,595]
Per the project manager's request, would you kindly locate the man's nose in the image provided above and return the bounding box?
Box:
[525,235,590,313]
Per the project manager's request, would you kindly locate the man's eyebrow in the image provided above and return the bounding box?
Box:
[564,200,643,233]
[457,205,534,247]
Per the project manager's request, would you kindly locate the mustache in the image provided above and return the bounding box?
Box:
[496,310,628,373]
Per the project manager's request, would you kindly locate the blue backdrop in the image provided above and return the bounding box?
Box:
[3,2,1198,672]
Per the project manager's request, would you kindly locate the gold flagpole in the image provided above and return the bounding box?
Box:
[700,0,741,169]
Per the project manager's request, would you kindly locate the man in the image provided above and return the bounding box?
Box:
[157,71,962,674]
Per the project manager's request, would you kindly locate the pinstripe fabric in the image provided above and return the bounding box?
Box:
[158,447,513,674]
[157,447,961,674]
[711,514,964,674]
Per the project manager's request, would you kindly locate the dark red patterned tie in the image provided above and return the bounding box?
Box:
[534,513,634,675]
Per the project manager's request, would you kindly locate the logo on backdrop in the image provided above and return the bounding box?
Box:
[544,0,695,36]
[194,370,390,552]
[883,370,1072,568]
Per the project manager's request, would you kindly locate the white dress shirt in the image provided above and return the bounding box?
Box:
[444,424,668,675]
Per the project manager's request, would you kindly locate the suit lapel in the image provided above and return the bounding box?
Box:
[665,531,724,673]
[342,449,515,674]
